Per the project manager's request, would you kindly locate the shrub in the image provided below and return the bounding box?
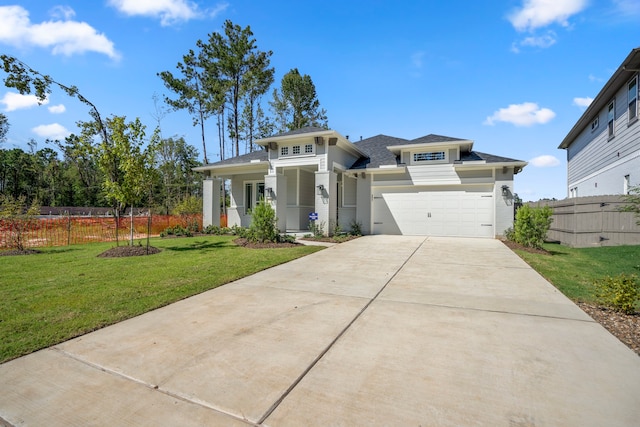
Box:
[248,199,278,243]
[350,220,363,236]
[308,220,325,238]
[511,204,553,249]
[160,225,193,238]
[594,274,640,314]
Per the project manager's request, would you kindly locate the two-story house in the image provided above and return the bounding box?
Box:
[195,127,526,237]
[559,47,640,197]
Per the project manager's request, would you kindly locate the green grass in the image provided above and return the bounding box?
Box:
[0,236,323,364]
[511,243,640,303]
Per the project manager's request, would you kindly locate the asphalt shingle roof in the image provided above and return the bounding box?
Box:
[201,128,524,169]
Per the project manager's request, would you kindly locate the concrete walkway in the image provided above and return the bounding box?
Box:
[1,236,639,426]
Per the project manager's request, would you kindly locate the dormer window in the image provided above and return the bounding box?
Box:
[414,151,445,162]
[279,143,315,157]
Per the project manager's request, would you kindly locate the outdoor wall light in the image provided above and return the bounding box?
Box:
[316,184,325,195]
[501,185,509,197]
[265,187,273,198]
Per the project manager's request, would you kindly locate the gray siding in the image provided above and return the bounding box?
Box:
[567,73,640,196]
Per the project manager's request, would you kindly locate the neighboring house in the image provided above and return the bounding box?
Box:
[559,47,640,197]
[194,127,526,237]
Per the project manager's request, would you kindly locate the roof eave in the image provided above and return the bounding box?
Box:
[387,140,474,154]
[559,47,640,149]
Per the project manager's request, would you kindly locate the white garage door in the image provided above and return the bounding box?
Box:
[372,189,494,237]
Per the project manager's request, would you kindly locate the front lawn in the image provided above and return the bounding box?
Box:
[509,242,640,305]
[0,236,323,364]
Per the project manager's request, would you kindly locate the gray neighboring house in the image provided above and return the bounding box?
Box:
[195,127,526,237]
[559,47,640,197]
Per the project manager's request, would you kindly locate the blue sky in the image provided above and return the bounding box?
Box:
[1,0,639,201]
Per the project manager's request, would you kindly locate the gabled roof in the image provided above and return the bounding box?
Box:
[193,148,267,170]
[194,129,526,173]
[559,47,640,149]
[351,134,410,168]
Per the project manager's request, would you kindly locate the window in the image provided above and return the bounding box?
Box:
[628,76,638,123]
[292,145,301,155]
[244,182,264,214]
[608,99,615,139]
[413,151,445,162]
[280,147,289,156]
[591,116,599,132]
[305,144,313,153]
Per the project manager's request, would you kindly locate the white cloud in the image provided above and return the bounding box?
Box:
[48,104,66,114]
[1,92,49,111]
[484,102,556,126]
[521,32,557,48]
[588,74,604,83]
[31,123,70,140]
[0,5,119,59]
[107,0,225,26]
[529,155,560,167]
[612,0,640,16]
[508,0,588,32]
[573,97,593,107]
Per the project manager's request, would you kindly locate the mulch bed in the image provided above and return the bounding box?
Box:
[501,239,639,357]
[97,245,161,257]
[577,302,640,356]
[0,249,41,256]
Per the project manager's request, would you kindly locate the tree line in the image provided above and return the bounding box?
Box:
[1,19,327,217]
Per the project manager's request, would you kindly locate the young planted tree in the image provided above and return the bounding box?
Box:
[270,68,328,132]
[0,194,40,251]
[91,116,156,246]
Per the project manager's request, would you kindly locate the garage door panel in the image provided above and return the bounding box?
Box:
[372,189,494,237]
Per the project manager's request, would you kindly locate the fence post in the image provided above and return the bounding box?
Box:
[67,213,71,246]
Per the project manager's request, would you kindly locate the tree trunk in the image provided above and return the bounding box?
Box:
[129,206,134,246]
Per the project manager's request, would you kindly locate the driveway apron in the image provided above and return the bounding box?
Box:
[1,236,639,426]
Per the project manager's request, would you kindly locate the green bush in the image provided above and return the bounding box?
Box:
[160,225,193,238]
[248,199,278,243]
[594,274,640,314]
[350,220,363,236]
[511,204,553,249]
[308,220,325,238]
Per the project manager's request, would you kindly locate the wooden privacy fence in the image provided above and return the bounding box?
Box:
[528,196,640,247]
[0,214,203,250]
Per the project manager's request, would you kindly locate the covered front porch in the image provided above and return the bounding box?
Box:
[202,166,355,236]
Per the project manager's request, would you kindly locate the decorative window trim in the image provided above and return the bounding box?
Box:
[628,75,638,125]
[607,99,615,140]
[413,151,446,162]
[244,181,265,215]
[279,143,315,157]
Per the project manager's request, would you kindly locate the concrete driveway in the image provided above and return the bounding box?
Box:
[1,236,639,426]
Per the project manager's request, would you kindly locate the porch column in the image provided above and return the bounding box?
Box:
[264,174,287,232]
[315,171,337,236]
[202,177,221,227]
